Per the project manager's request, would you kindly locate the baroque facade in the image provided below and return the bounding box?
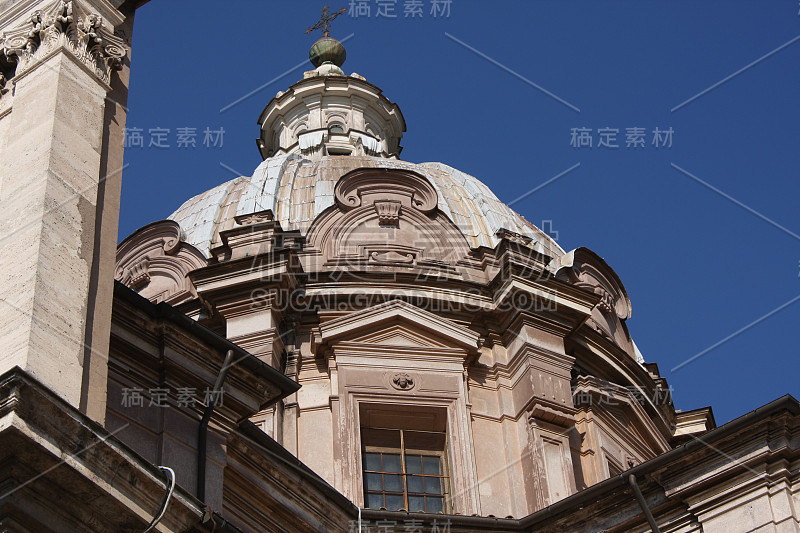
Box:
[0,1,798,532]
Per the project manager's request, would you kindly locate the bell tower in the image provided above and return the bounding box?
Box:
[0,0,132,422]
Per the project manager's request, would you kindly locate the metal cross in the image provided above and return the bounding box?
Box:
[305,5,347,37]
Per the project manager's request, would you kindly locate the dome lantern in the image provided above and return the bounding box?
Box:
[256,8,405,161]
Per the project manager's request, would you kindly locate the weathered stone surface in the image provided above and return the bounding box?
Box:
[0,47,108,411]
[0,0,130,422]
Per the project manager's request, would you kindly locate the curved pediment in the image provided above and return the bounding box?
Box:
[306,167,473,273]
[115,220,207,304]
[552,247,634,355]
[552,247,631,320]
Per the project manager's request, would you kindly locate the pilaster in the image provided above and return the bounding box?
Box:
[503,313,579,511]
[0,0,129,420]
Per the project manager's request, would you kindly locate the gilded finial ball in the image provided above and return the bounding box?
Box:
[309,37,346,68]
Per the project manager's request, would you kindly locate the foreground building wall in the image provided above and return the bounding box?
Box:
[2,350,797,532]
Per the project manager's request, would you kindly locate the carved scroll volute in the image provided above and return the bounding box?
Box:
[163,234,180,255]
[334,168,438,214]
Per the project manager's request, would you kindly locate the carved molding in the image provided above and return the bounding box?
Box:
[528,397,577,428]
[313,299,481,357]
[374,199,400,226]
[235,209,274,226]
[369,249,414,264]
[496,228,533,247]
[390,372,415,391]
[127,257,150,290]
[1,0,127,88]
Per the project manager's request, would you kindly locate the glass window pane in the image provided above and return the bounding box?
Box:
[365,493,383,509]
[385,494,405,511]
[426,496,444,513]
[404,430,446,452]
[384,474,403,492]
[407,475,423,493]
[383,453,402,473]
[408,495,426,512]
[362,428,401,449]
[365,473,382,491]
[422,455,441,475]
[405,454,422,474]
[425,476,442,495]
[364,453,381,471]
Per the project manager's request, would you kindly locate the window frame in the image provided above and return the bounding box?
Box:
[361,426,450,513]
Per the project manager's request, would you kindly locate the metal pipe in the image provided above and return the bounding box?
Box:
[197,349,234,502]
[143,466,175,533]
[203,511,244,533]
[628,473,661,533]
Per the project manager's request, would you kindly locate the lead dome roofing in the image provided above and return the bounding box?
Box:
[168,154,565,260]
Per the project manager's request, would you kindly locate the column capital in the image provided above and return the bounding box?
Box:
[0,0,127,90]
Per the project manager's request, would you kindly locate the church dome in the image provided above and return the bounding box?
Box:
[168,153,565,260]
[113,26,700,523]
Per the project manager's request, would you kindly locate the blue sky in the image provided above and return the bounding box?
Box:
[120,0,800,424]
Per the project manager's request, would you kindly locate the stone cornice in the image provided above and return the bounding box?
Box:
[571,328,670,412]
[0,366,205,532]
[500,310,574,347]
[658,409,800,499]
[331,342,469,367]
[302,279,493,313]
[476,341,573,384]
[190,254,300,297]
[527,397,578,427]
[113,281,300,412]
[572,375,671,455]
[492,275,598,325]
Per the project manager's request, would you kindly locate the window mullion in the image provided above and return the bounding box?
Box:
[399,429,408,511]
